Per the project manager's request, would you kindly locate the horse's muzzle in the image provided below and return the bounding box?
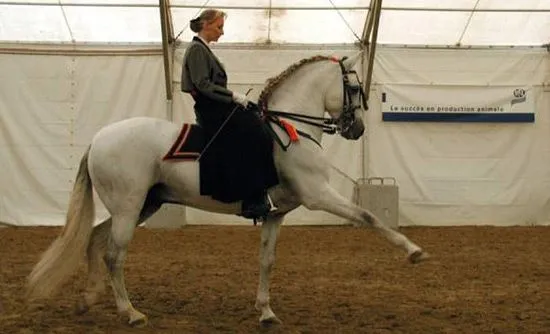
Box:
[340,119,365,140]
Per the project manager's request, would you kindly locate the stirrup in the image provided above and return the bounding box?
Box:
[252,196,278,226]
[241,194,277,221]
[266,194,278,211]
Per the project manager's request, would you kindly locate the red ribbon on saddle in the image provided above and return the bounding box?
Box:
[279,119,299,142]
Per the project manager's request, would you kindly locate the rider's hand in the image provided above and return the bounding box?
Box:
[232,92,251,108]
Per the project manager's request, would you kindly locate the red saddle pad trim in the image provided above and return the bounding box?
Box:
[163,123,202,161]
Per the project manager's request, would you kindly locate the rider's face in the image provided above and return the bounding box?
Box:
[202,16,225,43]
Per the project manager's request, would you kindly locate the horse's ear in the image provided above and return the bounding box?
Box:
[342,51,363,70]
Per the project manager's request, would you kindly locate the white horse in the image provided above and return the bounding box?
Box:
[27,51,427,327]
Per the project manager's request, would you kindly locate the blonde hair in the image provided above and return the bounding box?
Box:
[190,9,227,33]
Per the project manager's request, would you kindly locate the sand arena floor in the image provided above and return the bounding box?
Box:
[0,224,549,333]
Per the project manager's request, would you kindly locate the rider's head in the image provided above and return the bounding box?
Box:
[190,9,226,43]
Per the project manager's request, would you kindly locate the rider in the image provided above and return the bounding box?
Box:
[180,9,278,219]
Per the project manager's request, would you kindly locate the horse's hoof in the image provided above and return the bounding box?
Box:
[129,316,148,328]
[74,299,89,315]
[408,250,429,264]
[260,316,282,328]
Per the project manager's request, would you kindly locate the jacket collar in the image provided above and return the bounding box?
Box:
[193,35,211,50]
[192,36,225,70]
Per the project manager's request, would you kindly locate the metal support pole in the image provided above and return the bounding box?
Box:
[159,0,173,102]
[359,0,383,180]
[364,0,382,101]
[361,0,377,48]
[166,0,175,44]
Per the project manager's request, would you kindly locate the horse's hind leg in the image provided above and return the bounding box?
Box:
[76,188,164,316]
[75,218,111,315]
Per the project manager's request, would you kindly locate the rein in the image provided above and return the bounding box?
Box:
[263,113,323,151]
[264,110,338,135]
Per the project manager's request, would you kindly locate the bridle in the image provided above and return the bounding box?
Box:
[262,56,368,136]
[336,57,368,134]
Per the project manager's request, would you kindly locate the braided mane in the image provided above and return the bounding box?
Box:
[258,55,336,113]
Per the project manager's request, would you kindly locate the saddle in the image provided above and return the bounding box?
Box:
[163,119,303,161]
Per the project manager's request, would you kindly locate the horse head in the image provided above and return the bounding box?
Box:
[324,51,367,140]
[259,51,367,141]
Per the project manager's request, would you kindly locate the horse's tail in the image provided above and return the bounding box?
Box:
[27,147,95,300]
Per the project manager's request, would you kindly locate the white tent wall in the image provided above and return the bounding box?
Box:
[0,49,166,226]
[369,47,550,226]
[1,45,549,227]
[0,46,363,227]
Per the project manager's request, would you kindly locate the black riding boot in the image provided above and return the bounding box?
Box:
[241,192,271,219]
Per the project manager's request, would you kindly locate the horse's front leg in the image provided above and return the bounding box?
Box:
[255,215,284,326]
[303,184,428,263]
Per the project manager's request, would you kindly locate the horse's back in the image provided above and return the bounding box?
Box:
[91,117,179,157]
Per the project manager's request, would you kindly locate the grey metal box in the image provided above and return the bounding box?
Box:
[354,177,399,229]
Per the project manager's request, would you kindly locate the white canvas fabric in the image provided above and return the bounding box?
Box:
[368,48,550,226]
[0,52,166,226]
[0,46,549,226]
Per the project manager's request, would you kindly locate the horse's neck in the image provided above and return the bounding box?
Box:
[267,65,330,140]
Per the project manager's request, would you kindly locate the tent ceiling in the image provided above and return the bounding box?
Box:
[0,0,548,47]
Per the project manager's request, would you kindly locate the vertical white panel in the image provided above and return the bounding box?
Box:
[64,6,161,42]
[172,8,269,44]
[369,47,550,226]
[0,52,166,226]
[0,5,71,42]
[269,10,367,44]
[378,10,470,45]
[478,0,550,10]
[463,12,550,46]
[383,0,478,8]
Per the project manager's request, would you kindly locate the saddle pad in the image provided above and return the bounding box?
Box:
[163,123,205,161]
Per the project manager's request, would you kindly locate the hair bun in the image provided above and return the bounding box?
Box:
[189,17,202,32]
